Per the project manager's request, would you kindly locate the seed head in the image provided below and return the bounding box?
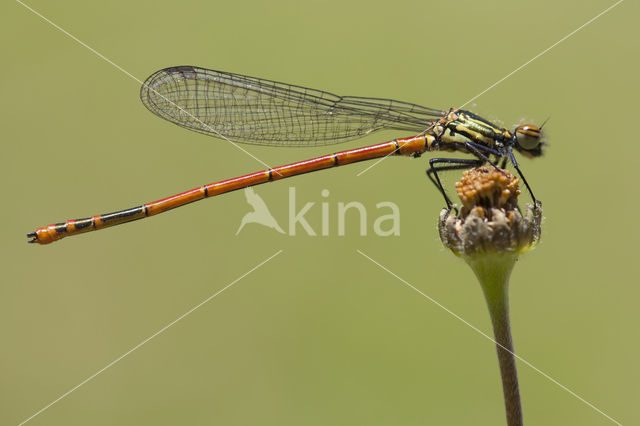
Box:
[439,166,542,256]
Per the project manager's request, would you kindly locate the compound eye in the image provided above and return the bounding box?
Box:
[515,124,541,150]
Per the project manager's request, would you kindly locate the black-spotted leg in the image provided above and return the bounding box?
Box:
[427,157,484,209]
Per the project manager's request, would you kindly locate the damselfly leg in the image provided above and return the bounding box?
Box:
[427,158,484,210]
[506,146,538,205]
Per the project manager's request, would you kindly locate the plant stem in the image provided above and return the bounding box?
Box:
[465,252,523,426]
[438,167,541,425]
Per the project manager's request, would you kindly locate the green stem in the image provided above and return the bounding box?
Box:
[464,252,523,426]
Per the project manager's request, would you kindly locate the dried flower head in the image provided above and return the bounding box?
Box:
[439,166,542,256]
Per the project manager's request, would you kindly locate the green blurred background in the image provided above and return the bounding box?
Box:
[2,0,638,424]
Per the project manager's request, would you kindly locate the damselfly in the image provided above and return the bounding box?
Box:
[28,66,545,245]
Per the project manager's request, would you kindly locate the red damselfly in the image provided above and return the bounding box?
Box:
[28,66,544,245]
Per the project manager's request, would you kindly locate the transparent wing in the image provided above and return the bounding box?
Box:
[140,66,445,147]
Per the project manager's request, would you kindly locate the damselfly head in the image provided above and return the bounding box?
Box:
[514,124,544,158]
